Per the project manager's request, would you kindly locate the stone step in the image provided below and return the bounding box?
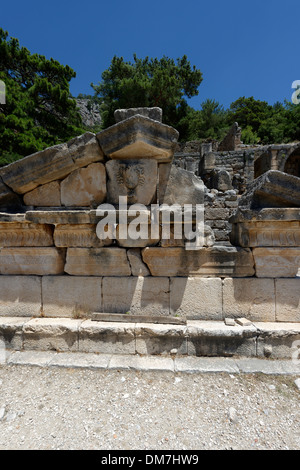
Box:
[0,317,300,360]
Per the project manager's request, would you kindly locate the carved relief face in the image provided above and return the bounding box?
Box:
[117,164,145,198]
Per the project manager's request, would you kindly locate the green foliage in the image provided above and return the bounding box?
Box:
[91,54,203,137]
[0,28,84,165]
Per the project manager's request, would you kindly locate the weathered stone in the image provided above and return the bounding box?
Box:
[142,247,255,277]
[114,107,162,123]
[61,162,106,207]
[238,170,300,209]
[158,165,204,205]
[210,169,233,192]
[230,208,300,247]
[253,247,300,278]
[223,278,276,322]
[25,210,92,225]
[0,247,65,275]
[106,159,157,205]
[23,318,81,352]
[135,322,187,356]
[170,277,223,320]
[79,320,136,355]
[218,122,242,152]
[54,224,112,247]
[42,276,102,318]
[116,224,160,248]
[102,277,170,315]
[64,247,131,276]
[0,276,42,317]
[0,176,21,209]
[255,322,300,358]
[275,279,300,322]
[127,248,151,276]
[0,132,103,195]
[97,114,179,162]
[0,222,53,246]
[23,181,61,207]
[0,317,29,350]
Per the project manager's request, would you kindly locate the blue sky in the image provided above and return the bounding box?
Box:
[1,0,299,110]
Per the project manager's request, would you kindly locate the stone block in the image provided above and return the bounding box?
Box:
[210,169,233,192]
[255,323,300,358]
[223,278,276,322]
[0,176,21,209]
[142,247,255,277]
[114,107,162,123]
[253,247,300,277]
[170,277,223,320]
[61,162,106,207]
[127,248,151,276]
[0,222,53,247]
[23,181,61,206]
[0,247,66,275]
[186,321,257,357]
[102,277,170,315]
[275,279,300,322]
[79,320,136,354]
[0,276,42,317]
[25,210,92,225]
[54,224,112,247]
[158,165,204,205]
[0,132,103,194]
[238,170,300,209]
[42,276,102,318]
[135,323,188,356]
[0,317,29,350]
[97,114,179,162]
[106,159,157,205]
[64,247,131,276]
[229,208,300,248]
[23,318,82,352]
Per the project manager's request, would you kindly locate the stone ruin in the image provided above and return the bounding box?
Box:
[0,107,299,359]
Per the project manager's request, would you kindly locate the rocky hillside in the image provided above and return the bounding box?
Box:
[75,98,102,129]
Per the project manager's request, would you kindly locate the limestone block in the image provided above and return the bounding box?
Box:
[0,132,103,195]
[0,317,29,350]
[186,321,257,357]
[223,278,276,322]
[142,247,255,277]
[97,114,179,162]
[229,208,300,248]
[23,318,82,352]
[127,248,151,276]
[0,276,42,317]
[255,322,300,358]
[106,159,157,205]
[210,169,233,192]
[135,323,188,356]
[102,277,170,315]
[253,247,300,278]
[54,224,112,247]
[64,247,131,276]
[238,170,300,209]
[25,210,92,225]
[0,222,53,246]
[61,162,106,207]
[116,224,160,248]
[0,247,65,275]
[23,181,61,207]
[158,165,204,206]
[42,276,102,318]
[160,224,215,248]
[275,279,300,322]
[79,320,136,354]
[114,107,162,123]
[170,277,223,320]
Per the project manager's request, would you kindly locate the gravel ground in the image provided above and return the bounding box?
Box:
[0,364,299,450]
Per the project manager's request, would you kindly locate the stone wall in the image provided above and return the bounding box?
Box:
[0,109,299,326]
